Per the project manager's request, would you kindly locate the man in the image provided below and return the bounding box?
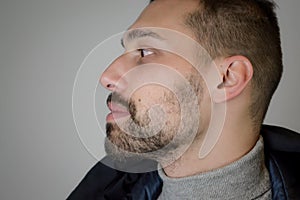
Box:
[68,0,300,199]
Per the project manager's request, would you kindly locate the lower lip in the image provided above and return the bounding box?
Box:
[106,111,130,122]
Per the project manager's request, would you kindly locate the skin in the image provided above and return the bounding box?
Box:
[100,0,259,178]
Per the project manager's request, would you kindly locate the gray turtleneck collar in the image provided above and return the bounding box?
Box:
[158,136,271,200]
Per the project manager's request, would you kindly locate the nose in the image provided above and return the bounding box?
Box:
[100,54,130,92]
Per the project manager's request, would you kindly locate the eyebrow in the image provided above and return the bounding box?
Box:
[121,29,164,48]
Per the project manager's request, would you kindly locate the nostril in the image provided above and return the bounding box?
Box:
[100,74,116,91]
[107,84,115,89]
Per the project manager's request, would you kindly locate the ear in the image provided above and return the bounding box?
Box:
[212,56,253,103]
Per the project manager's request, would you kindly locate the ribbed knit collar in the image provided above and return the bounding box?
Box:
[158,137,271,200]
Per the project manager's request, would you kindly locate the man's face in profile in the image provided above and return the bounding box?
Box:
[100,0,212,164]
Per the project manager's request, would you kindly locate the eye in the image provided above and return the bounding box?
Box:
[138,49,154,58]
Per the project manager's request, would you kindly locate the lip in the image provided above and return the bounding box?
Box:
[106,102,130,122]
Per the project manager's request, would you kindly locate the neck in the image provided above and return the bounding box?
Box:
[162,113,259,178]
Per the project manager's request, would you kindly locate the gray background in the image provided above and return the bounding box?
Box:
[0,0,299,199]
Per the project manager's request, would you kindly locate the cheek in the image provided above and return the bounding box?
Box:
[130,85,181,121]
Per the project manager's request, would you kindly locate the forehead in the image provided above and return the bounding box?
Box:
[128,0,199,37]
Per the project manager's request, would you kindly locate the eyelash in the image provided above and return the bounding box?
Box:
[138,49,154,58]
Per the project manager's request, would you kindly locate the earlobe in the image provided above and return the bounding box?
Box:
[212,56,253,103]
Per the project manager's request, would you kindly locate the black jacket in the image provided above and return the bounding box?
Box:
[68,125,300,200]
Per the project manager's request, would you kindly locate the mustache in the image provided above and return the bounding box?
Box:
[106,93,129,108]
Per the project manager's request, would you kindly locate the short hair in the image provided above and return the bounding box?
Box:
[150,0,283,124]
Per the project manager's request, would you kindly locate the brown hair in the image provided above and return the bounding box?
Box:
[151,0,283,124]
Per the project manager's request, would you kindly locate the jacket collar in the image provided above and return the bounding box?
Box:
[262,125,300,200]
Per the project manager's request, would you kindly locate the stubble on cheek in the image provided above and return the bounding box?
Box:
[128,99,151,128]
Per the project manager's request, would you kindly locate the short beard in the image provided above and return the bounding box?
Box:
[105,107,198,170]
[104,74,204,170]
[105,121,177,157]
